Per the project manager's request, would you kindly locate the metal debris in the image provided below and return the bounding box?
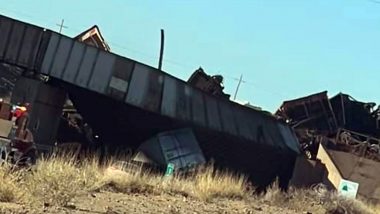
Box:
[282,91,380,203]
[187,67,230,99]
[276,91,380,161]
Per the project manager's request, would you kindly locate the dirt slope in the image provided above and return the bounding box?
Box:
[0,190,321,214]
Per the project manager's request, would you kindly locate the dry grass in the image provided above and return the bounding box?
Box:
[101,163,250,201]
[370,204,380,214]
[28,156,102,205]
[191,165,250,201]
[102,166,159,194]
[0,165,23,203]
[0,155,378,213]
[261,181,377,214]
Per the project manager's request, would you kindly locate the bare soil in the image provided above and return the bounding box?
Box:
[0,190,324,214]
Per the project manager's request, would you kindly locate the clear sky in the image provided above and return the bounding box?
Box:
[0,0,379,111]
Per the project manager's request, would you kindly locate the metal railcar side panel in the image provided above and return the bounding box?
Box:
[107,56,134,100]
[0,17,12,59]
[161,75,177,118]
[218,101,238,136]
[4,21,25,64]
[50,36,73,78]
[204,95,222,131]
[88,51,115,94]
[18,25,43,68]
[126,63,164,113]
[40,33,60,75]
[62,41,86,83]
[190,88,206,127]
[234,107,255,141]
[75,45,98,88]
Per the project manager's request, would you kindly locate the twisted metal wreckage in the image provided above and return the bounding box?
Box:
[0,14,299,192]
[276,91,380,203]
[276,91,380,161]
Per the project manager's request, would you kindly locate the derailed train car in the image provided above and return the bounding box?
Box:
[0,14,300,190]
[277,92,380,202]
[276,91,380,160]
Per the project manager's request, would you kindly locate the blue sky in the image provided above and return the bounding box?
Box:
[0,0,379,111]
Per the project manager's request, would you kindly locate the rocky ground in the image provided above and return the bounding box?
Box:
[0,190,325,214]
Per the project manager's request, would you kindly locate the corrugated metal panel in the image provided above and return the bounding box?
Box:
[161,75,177,118]
[18,25,43,67]
[204,95,222,131]
[88,51,115,93]
[158,128,206,169]
[0,17,12,60]
[107,56,134,100]
[126,63,150,106]
[190,88,206,127]
[246,112,259,142]
[134,137,164,164]
[245,111,270,145]
[0,16,45,68]
[262,120,277,147]
[176,84,192,121]
[265,120,284,149]
[161,76,192,121]
[126,63,164,112]
[50,36,73,78]
[4,21,25,64]
[40,33,60,75]
[218,101,238,135]
[62,41,86,83]
[75,46,99,88]
[277,124,300,153]
[234,107,255,140]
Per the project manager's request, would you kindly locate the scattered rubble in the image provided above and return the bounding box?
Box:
[278,91,380,203]
[276,91,380,161]
[187,67,230,99]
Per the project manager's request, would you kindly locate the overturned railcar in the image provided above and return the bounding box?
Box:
[0,14,300,189]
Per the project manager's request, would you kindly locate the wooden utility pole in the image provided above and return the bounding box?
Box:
[158,29,165,70]
[56,19,68,33]
[233,74,243,100]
